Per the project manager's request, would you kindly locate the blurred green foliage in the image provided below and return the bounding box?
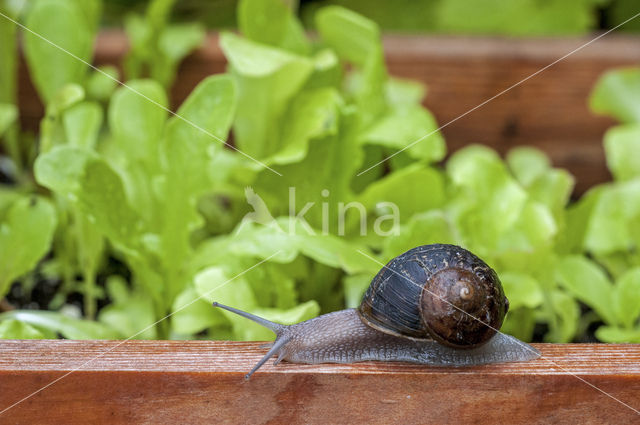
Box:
[123,0,205,88]
[104,0,640,35]
[302,0,607,35]
[0,0,639,344]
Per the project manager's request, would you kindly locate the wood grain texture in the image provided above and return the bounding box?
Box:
[0,340,638,424]
[15,32,640,193]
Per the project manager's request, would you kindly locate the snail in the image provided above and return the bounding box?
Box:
[213,244,540,379]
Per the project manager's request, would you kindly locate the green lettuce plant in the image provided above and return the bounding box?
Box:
[123,0,205,88]
[559,66,640,342]
[0,0,639,345]
[20,0,110,321]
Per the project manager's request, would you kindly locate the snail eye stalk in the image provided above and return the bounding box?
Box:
[212,302,288,379]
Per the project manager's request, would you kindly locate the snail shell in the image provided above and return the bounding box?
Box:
[359,244,508,348]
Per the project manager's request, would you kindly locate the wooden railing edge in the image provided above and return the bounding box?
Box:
[0,340,638,423]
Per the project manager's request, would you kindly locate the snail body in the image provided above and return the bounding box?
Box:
[213,244,540,379]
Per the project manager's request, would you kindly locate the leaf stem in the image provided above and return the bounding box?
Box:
[83,267,96,320]
[156,315,170,340]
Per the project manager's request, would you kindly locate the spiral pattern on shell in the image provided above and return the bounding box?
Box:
[357,244,509,348]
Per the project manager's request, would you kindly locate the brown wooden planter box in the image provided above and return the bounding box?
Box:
[16,31,640,194]
[0,340,638,423]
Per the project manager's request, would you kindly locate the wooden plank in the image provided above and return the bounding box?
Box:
[0,340,638,424]
[15,32,640,193]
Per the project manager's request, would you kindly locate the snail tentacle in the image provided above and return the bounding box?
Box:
[244,335,290,380]
[213,302,285,333]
